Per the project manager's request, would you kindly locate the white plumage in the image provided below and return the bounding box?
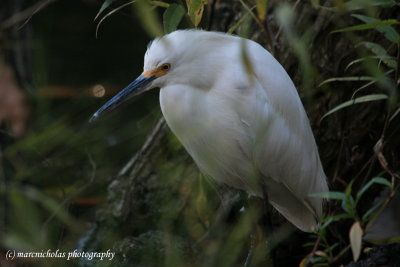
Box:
[91,30,329,232]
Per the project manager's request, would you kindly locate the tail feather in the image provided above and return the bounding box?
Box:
[263,177,321,232]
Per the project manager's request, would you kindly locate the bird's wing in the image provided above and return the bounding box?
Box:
[236,41,328,231]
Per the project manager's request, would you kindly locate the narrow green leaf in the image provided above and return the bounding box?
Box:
[240,40,255,84]
[344,0,396,10]
[135,0,164,37]
[330,213,353,221]
[303,242,318,247]
[345,57,367,71]
[368,0,397,6]
[150,1,170,8]
[310,191,346,200]
[350,80,377,99]
[359,41,397,68]
[96,1,135,38]
[94,0,115,21]
[352,14,400,43]
[321,94,388,120]
[345,56,396,71]
[319,76,375,87]
[255,0,268,21]
[320,217,334,229]
[320,214,352,230]
[360,41,388,56]
[331,19,398,34]
[356,177,392,204]
[389,107,400,122]
[349,221,363,262]
[227,9,252,34]
[163,4,185,34]
[342,200,353,215]
[362,202,382,223]
[346,179,355,197]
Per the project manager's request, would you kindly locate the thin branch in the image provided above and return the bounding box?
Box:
[238,0,273,51]
[1,0,57,30]
[96,1,136,39]
[118,117,166,177]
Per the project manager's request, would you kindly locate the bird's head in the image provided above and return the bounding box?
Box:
[89,38,172,122]
[90,30,236,122]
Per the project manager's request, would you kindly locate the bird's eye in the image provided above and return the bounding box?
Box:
[161,63,170,71]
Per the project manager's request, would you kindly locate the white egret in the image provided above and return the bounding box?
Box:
[90,30,329,232]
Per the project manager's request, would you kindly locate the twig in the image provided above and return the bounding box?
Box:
[118,117,166,177]
[329,245,350,265]
[332,131,347,186]
[194,192,240,248]
[395,42,400,93]
[1,0,57,30]
[41,149,98,230]
[304,236,321,266]
[96,1,136,39]
[238,0,273,50]
[374,139,400,180]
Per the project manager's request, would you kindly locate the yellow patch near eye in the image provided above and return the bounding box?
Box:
[142,64,170,77]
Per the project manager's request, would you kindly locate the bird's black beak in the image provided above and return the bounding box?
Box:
[89,74,156,122]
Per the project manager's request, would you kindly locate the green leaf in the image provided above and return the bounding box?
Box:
[163,4,185,34]
[356,177,392,204]
[321,94,388,120]
[389,107,400,122]
[310,191,346,200]
[344,0,396,10]
[359,41,397,68]
[345,57,367,71]
[94,0,115,21]
[362,202,382,223]
[227,10,251,34]
[350,80,377,98]
[151,1,170,8]
[349,221,363,262]
[345,179,355,196]
[345,56,396,71]
[186,0,207,27]
[320,213,353,229]
[342,199,353,214]
[368,0,397,6]
[331,19,399,34]
[320,217,334,229]
[319,76,375,87]
[135,0,164,37]
[352,14,400,43]
[255,0,268,21]
[186,0,203,14]
[96,1,136,38]
[330,213,353,221]
[191,5,204,27]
